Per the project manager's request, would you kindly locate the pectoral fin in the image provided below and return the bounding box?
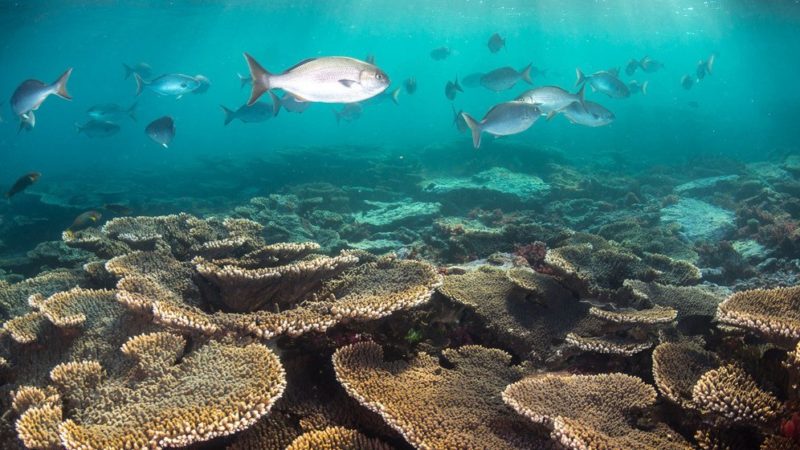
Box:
[339,79,359,88]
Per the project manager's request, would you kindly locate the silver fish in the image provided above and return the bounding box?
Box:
[334,103,363,124]
[628,80,648,95]
[638,56,665,73]
[430,47,451,61]
[452,105,468,134]
[75,120,120,138]
[445,78,463,100]
[221,95,279,126]
[696,53,716,80]
[123,62,152,80]
[10,68,73,122]
[488,33,505,53]
[479,64,533,92]
[461,101,541,149]
[134,73,200,98]
[681,75,694,90]
[281,92,311,114]
[625,59,639,76]
[575,69,630,98]
[562,101,615,127]
[244,53,389,105]
[516,85,585,118]
[87,103,137,122]
[192,75,211,94]
[145,116,175,148]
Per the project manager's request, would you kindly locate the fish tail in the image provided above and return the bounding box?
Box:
[123,63,134,79]
[244,52,272,106]
[128,102,138,121]
[53,68,73,100]
[134,73,147,96]
[454,78,463,93]
[451,105,459,125]
[520,63,533,85]
[575,68,586,87]
[641,81,649,96]
[220,105,236,126]
[268,91,281,117]
[575,84,586,107]
[237,72,249,89]
[390,87,400,105]
[461,112,482,150]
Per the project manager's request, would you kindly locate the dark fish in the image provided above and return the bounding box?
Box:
[281,92,311,114]
[575,68,630,98]
[516,85,585,118]
[135,73,200,98]
[237,72,252,88]
[123,62,152,80]
[68,210,102,232]
[562,101,615,127]
[488,33,505,53]
[452,105,468,133]
[334,103,363,124]
[103,203,133,215]
[462,72,484,88]
[75,120,121,138]
[479,64,533,92]
[87,103,137,122]
[625,59,639,76]
[243,53,389,105]
[681,75,694,90]
[627,80,648,95]
[404,77,417,94]
[221,93,280,125]
[430,47,451,61]
[10,68,73,125]
[638,56,665,73]
[5,172,41,199]
[445,78,463,100]
[145,116,175,148]
[192,75,211,94]
[461,101,541,149]
[696,53,716,80]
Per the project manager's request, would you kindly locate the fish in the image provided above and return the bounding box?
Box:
[221,93,280,125]
[430,46,451,60]
[462,72,484,88]
[575,69,630,98]
[134,73,200,98]
[5,172,41,199]
[18,111,35,133]
[10,68,73,124]
[516,85,586,119]
[452,105,468,133]
[103,203,133,215]
[461,101,541,149]
[445,78,463,100]
[607,67,621,78]
[237,72,252,88]
[192,75,212,94]
[75,120,121,138]
[625,59,639,76]
[681,75,694,90]
[562,101,615,127]
[87,103,137,122]
[404,77,417,94]
[334,103,363,124]
[627,80,649,95]
[488,33,505,53]
[123,62,152,80]
[281,92,311,114]
[696,53,716,80]
[68,210,102,232]
[638,56,665,73]
[479,64,533,92]
[243,53,390,105]
[145,116,175,148]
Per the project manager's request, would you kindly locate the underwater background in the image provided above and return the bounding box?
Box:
[2,1,800,449]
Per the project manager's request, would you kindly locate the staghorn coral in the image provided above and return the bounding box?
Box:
[717,286,800,343]
[692,363,783,425]
[285,427,395,450]
[503,373,690,449]
[652,342,721,409]
[333,341,551,449]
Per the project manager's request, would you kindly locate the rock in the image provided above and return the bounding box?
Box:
[660,198,735,242]
[346,238,406,254]
[674,175,739,195]
[421,167,550,200]
[353,200,440,228]
[731,239,768,262]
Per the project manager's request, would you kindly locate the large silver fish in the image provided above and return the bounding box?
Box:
[134,73,200,98]
[575,69,630,98]
[221,92,280,125]
[244,53,389,105]
[75,120,121,138]
[87,103,137,122]
[479,64,533,92]
[192,75,212,94]
[461,101,541,149]
[562,101,615,127]
[10,68,73,125]
[145,116,175,148]
[516,85,585,118]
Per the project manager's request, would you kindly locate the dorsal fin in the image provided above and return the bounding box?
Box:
[283,58,317,74]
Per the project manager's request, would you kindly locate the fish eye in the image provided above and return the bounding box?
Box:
[376,72,384,80]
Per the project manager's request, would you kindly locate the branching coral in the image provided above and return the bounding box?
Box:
[285,427,395,450]
[0,269,86,320]
[717,286,800,343]
[503,373,690,449]
[564,333,653,356]
[333,341,550,449]
[652,342,721,409]
[625,280,723,321]
[692,363,782,425]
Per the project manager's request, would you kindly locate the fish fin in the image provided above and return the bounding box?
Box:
[575,84,586,107]
[641,81,649,96]
[53,68,73,100]
[339,79,359,88]
[237,72,249,88]
[128,102,138,121]
[520,63,533,85]
[575,68,585,86]
[546,111,558,121]
[268,91,281,117]
[390,87,400,105]
[134,73,147,96]
[461,112,482,150]
[123,63,133,79]
[454,78,463,93]
[244,52,272,106]
[221,105,235,126]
